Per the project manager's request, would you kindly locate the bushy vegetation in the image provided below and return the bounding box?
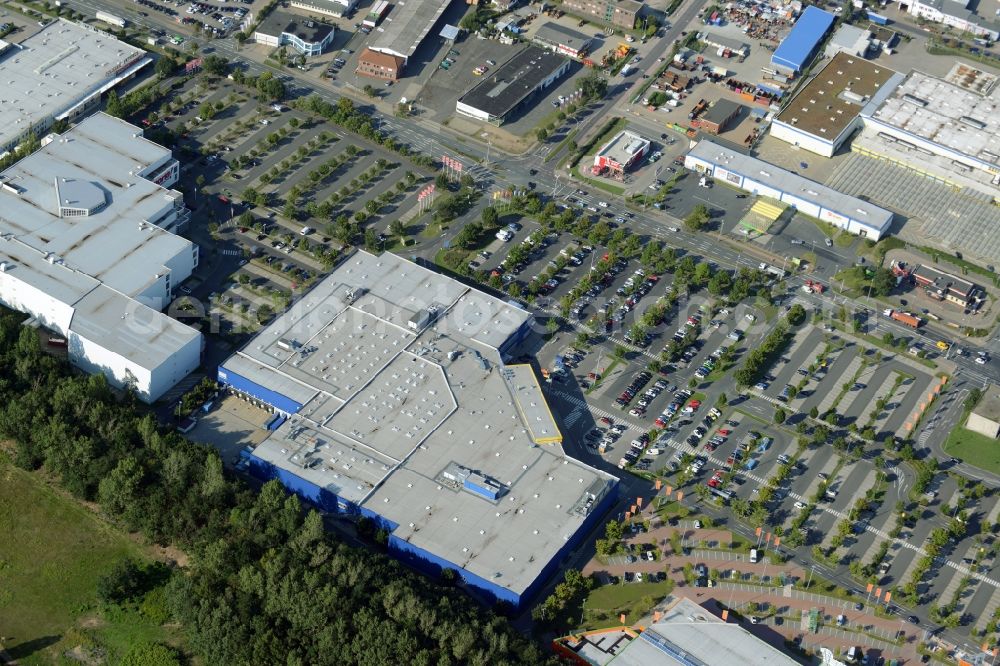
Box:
[0,309,550,666]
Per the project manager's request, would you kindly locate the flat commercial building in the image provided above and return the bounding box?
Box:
[219,251,618,608]
[696,98,743,135]
[289,0,354,18]
[968,384,1000,439]
[771,6,835,74]
[902,0,1000,40]
[560,0,641,28]
[356,48,404,81]
[368,0,452,64]
[555,596,801,665]
[592,129,650,176]
[532,22,594,59]
[456,47,570,125]
[825,23,872,58]
[770,52,899,157]
[253,12,334,56]
[0,113,200,402]
[685,139,893,239]
[0,19,150,155]
[861,65,1000,183]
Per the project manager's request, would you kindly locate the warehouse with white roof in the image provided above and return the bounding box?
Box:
[219,250,617,608]
[0,112,201,402]
[685,139,894,239]
[0,19,150,155]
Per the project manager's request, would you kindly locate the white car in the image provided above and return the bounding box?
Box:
[794,501,806,509]
[745,313,757,322]
[635,572,643,583]
[976,356,988,365]
[597,201,609,208]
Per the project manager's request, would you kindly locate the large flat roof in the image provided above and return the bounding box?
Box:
[368,0,451,61]
[867,66,1000,166]
[612,597,801,666]
[70,285,200,369]
[230,251,616,595]
[0,20,148,151]
[771,6,835,72]
[457,46,568,118]
[775,52,896,139]
[0,113,199,372]
[0,112,191,299]
[688,139,894,231]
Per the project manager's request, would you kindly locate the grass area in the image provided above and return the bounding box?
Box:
[835,232,855,248]
[545,128,579,164]
[570,166,627,196]
[580,579,675,630]
[914,245,999,285]
[943,423,1000,476]
[0,453,179,664]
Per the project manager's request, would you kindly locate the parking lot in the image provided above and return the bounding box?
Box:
[147,75,433,335]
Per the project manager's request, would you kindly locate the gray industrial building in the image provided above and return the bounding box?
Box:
[218,251,618,609]
[456,46,570,125]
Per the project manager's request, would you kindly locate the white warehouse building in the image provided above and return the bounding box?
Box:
[685,140,894,239]
[0,113,202,402]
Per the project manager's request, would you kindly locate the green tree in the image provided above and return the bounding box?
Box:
[536,128,548,141]
[871,267,896,297]
[684,204,709,232]
[155,56,176,78]
[363,84,376,97]
[774,408,786,424]
[97,557,145,604]
[105,90,125,118]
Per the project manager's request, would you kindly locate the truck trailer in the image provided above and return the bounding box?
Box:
[96,10,127,27]
[883,309,922,328]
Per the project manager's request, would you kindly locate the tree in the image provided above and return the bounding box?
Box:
[481,206,499,229]
[362,84,377,98]
[871,267,896,297]
[786,304,807,326]
[536,128,548,142]
[155,56,176,78]
[774,408,786,424]
[97,557,145,604]
[202,54,228,76]
[684,204,710,232]
[105,90,125,118]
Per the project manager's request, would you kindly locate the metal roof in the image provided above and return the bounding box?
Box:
[0,20,148,151]
[867,67,1000,167]
[533,22,594,50]
[256,10,334,43]
[0,112,191,299]
[69,285,199,369]
[688,139,894,232]
[771,6,835,72]
[607,597,802,666]
[227,250,616,595]
[368,0,452,61]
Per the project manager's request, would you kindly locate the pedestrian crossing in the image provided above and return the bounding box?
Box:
[221,248,243,256]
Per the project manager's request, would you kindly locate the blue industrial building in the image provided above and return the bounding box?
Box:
[219,251,618,610]
[771,6,835,74]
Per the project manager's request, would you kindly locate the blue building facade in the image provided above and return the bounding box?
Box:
[217,364,303,415]
[771,6,835,73]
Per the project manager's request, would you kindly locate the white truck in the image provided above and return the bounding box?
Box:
[758,262,788,278]
[96,10,126,27]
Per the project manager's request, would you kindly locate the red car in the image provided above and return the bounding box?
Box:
[655,416,668,428]
[718,429,731,436]
[704,442,718,452]
[707,478,719,488]
[599,416,613,426]
[688,400,701,409]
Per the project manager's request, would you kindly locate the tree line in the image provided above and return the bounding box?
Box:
[0,309,552,665]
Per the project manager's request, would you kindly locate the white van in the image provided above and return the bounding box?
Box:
[749,548,759,563]
[300,226,314,235]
